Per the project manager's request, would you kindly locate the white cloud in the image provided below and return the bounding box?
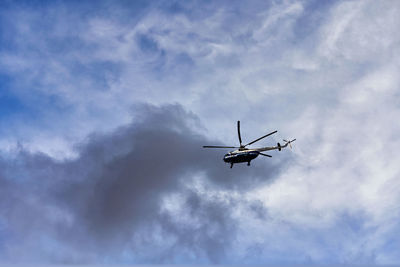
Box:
[242,0,400,261]
[318,0,400,62]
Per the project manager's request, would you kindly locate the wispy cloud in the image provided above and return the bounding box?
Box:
[0,0,400,264]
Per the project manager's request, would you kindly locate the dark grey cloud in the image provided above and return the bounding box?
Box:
[0,104,286,264]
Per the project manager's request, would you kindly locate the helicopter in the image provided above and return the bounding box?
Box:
[203,121,296,168]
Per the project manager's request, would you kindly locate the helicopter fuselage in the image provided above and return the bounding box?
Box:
[223,150,259,164]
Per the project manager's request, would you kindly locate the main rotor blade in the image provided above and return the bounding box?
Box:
[244,130,277,147]
[237,121,242,146]
[259,152,272,157]
[203,146,239,149]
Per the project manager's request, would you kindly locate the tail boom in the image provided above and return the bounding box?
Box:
[257,139,295,152]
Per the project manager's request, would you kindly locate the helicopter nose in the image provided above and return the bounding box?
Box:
[223,154,229,162]
[223,153,234,162]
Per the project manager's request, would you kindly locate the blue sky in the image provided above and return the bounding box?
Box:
[1,0,400,265]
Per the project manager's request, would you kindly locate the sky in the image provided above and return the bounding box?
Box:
[0,0,400,265]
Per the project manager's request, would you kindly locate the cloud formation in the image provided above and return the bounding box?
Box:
[0,104,285,264]
[1,0,400,265]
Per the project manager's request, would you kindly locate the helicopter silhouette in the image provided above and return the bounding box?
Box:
[203,121,295,168]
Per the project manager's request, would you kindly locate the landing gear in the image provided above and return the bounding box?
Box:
[247,161,250,166]
[230,163,233,168]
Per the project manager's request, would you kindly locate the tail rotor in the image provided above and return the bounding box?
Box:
[283,139,296,149]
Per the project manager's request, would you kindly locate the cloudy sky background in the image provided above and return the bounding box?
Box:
[0,0,400,265]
